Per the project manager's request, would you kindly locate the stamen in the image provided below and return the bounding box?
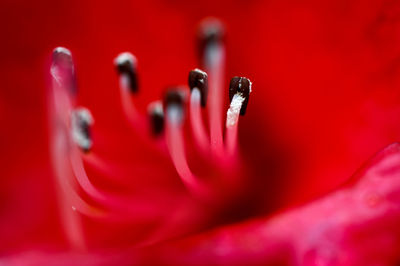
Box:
[115,53,148,133]
[225,94,245,156]
[225,77,252,155]
[120,83,148,132]
[188,69,209,150]
[164,89,206,196]
[69,142,166,221]
[226,94,246,128]
[47,19,255,247]
[57,142,157,226]
[164,89,186,125]
[71,108,94,153]
[198,18,225,155]
[50,47,86,250]
[148,101,164,136]
[189,69,208,107]
[197,18,225,67]
[229,77,252,116]
[69,107,151,215]
[114,52,138,93]
[52,141,86,250]
[54,155,105,220]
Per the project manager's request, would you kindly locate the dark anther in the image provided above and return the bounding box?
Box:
[163,88,186,125]
[148,101,164,136]
[163,88,186,124]
[229,77,252,116]
[115,53,138,93]
[163,88,185,109]
[52,47,78,95]
[71,108,94,153]
[197,18,224,63]
[188,69,208,107]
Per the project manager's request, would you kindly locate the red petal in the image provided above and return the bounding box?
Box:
[4,143,400,264]
[137,143,400,265]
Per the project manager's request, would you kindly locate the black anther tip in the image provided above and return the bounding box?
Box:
[229,77,252,116]
[163,88,186,109]
[197,18,225,61]
[71,108,93,153]
[148,102,164,136]
[188,69,208,107]
[115,53,138,93]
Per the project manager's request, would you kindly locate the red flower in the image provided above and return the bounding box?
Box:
[2,0,400,264]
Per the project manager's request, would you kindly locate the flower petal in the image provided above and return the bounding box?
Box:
[137,143,400,265]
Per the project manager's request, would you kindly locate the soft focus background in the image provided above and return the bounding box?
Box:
[2,0,400,255]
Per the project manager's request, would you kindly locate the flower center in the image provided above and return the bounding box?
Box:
[48,17,253,249]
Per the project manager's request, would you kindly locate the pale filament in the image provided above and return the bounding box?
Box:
[120,84,148,134]
[49,52,86,250]
[205,42,225,156]
[120,85,167,153]
[50,119,86,251]
[69,145,167,220]
[49,26,252,248]
[190,88,209,152]
[225,93,245,157]
[165,105,208,198]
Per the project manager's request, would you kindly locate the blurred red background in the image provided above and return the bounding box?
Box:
[1,0,400,254]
